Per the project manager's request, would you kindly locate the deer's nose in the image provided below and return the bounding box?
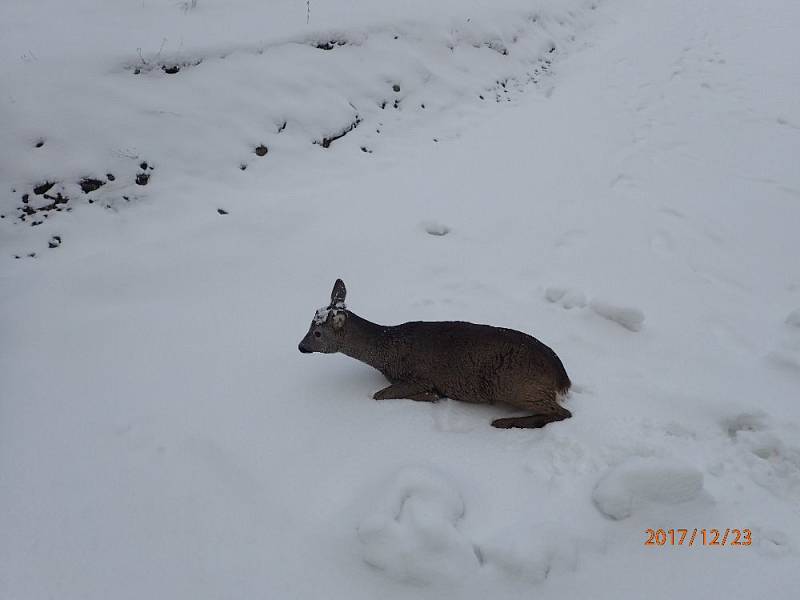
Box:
[298,343,312,354]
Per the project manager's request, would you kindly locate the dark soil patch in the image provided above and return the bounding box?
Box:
[33,182,55,196]
[255,144,269,157]
[316,117,362,148]
[315,40,347,51]
[79,178,105,194]
[217,208,229,215]
[40,192,69,212]
[131,58,202,76]
[135,173,150,186]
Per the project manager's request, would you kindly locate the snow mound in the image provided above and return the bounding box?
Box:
[592,457,704,520]
[589,300,645,332]
[356,466,479,583]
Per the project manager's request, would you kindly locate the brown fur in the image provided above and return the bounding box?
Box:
[299,280,572,429]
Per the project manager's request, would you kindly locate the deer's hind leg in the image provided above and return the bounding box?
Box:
[491,404,571,429]
[491,386,571,429]
[373,381,440,402]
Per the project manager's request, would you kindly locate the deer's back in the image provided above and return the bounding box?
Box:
[385,321,570,405]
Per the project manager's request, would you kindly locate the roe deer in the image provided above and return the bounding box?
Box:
[298,279,572,428]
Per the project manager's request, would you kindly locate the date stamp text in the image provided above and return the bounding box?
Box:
[644,528,752,547]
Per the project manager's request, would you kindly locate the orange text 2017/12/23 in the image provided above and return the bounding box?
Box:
[644,529,752,547]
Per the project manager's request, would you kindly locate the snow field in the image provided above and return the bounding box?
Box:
[0,0,596,260]
[2,0,800,598]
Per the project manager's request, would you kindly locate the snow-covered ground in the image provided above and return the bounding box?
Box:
[2,0,800,598]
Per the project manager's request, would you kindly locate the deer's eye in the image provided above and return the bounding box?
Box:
[314,331,322,338]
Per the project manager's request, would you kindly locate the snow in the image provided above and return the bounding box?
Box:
[592,457,705,520]
[545,289,642,329]
[589,299,645,332]
[314,302,346,324]
[2,0,800,598]
[545,286,587,309]
[475,521,583,584]
[357,466,478,584]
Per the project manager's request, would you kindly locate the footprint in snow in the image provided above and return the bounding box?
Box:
[357,466,479,584]
[474,522,580,583]
[723,411,768,439]
[650,229,674,258]
[754,528,792,557]
[545,286,586,309]
[720,410,800,502]
[765,309,800,373]
[358,465,589,586]
[545,287,645,331]
[421,220,451,236]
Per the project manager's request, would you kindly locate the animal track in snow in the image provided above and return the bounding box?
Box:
[754,528,792,557]
[766,347,800,373]
[721,410,800,502]
[475,523,579,583]
[723,411,768,439]
[358,465,589,586]
[422,220,451,236]
[357,466,479,583]
[592,457,704,520]
[766,311,800,373]
[730,427,800,502]
[786,308,800,327]
[544,287,586,309]
[545,287,645,331]
[650,229,674,258]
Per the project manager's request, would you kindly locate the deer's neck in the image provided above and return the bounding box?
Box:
[340,311,395,373]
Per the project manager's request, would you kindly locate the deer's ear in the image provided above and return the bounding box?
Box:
[330,278,347,306]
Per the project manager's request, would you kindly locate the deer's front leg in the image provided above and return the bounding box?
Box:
[373,382,439,402]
